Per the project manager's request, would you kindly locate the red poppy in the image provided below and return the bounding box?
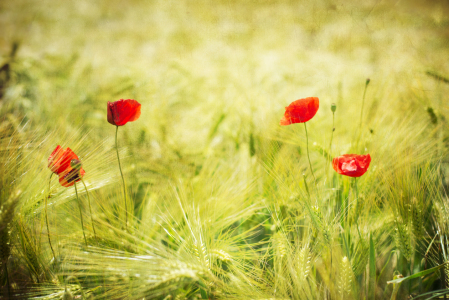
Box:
[48,146,82,175]
[332,154,371,177]
[107,99,141,126]
[280,97,319,126]
[48,145,85,187]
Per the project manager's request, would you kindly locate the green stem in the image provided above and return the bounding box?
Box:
[115,125,128,230]
[74,182,87,246]
[359,80,369,128]
[409,261,413,296]
[81,179,96,239]
[356,79,370,150]
[328,112,335,162]
[354,178,362,239]
[46,173,56,259]
[354,178,359,221]
[304,123,318,193]
[328,112,335,183]
[4,258,10,299]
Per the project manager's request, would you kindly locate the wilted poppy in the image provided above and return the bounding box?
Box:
[107,99,141,126]
[332,154,371,177]
[280,97,319,126]
[48,146,82,175]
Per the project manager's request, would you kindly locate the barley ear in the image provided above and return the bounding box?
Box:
[394,217,413,260]
[338,256,353,299]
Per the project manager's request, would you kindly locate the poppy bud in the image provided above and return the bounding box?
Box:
[331,103,337,113]
[366,78,370,85]
[70,159,82,170]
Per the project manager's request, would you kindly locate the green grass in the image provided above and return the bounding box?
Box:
[1,0,449,299]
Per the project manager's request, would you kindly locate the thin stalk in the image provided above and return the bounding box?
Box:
[359,79,370,129]
[81,178,96,239]
[409,261,413,297]
[4,259,10,299]
[45,173,56,259]
[74,182,87,246]
[328,111,335,180]
[330,247,333,295]
[304,123,317,193]
[354,178,362,239]
[354,178,359,222]
[115,125,128,230]
[328,111,335,161]
[356,79,370,150]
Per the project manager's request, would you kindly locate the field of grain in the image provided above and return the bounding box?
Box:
[1,0,449,299]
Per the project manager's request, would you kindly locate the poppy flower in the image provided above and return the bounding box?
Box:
[107,99,141,126]
[332,154,371,177]
[280,97,319,126]
[48,146,82,175]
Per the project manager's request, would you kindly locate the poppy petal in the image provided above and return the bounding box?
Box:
[279,116,292,126]
[59,168,85,187]
[107,101,116,125]
[56,148,79,175]
[48,145,63,174]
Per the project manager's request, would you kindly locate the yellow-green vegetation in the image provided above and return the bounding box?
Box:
[1,0,449,299]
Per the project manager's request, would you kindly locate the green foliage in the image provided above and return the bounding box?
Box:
[1,0,449,299]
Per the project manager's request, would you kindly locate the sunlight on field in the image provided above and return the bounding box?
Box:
[1,0,449,299]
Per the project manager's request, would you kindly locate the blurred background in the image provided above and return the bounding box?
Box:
[1,0,449,188]
[1,0,449,299]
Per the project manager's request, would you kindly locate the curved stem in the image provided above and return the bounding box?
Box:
[115,125,128,230]
[81,178,96,239]
[304,123,317,192]
[74,182,87,246]
[46,173,56,259]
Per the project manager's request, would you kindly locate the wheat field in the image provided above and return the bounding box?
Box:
[1,0,449,299]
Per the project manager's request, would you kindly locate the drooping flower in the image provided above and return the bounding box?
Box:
[280,97,319,126]
[48,146,82,175]
[107,99,141,126]
[332,154,371,177]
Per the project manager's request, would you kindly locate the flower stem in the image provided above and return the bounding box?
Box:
[74,182,87,246]
[356,79,370,150]
[3,258,11,299]
[328,111,335,182]
[115,125,128,230]
[359,79,370,129]
[354,178,362,239]
[45,173,56,259]
[304,123,317,192]
[328,112,335,162]
[81,178,96,240]
[354,177,359,222]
